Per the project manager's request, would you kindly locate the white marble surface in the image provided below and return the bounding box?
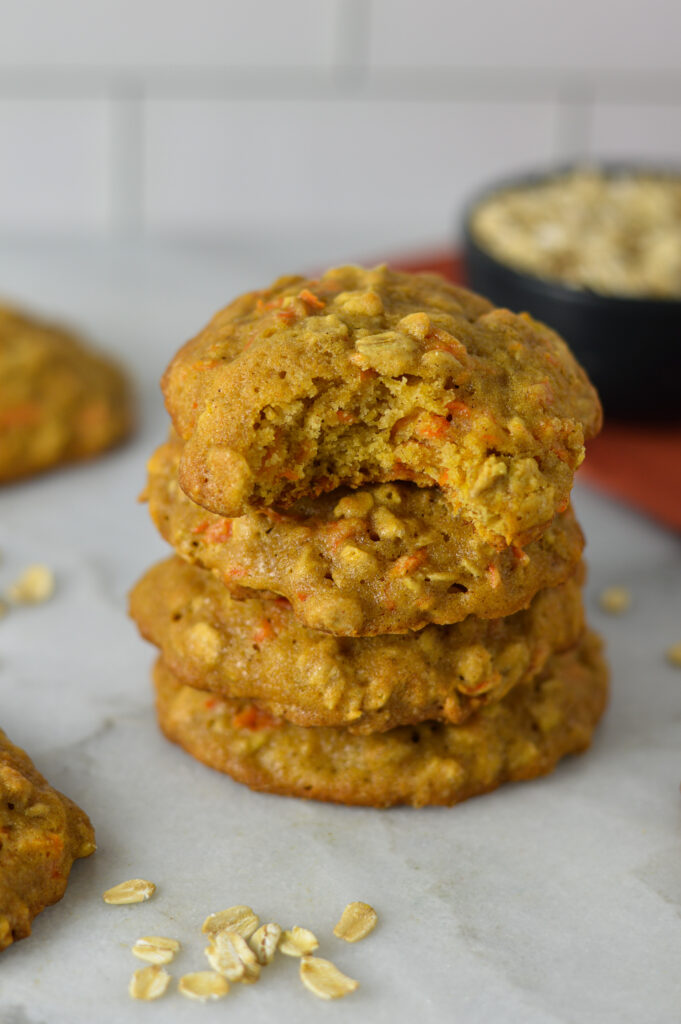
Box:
[1,238,680,1023]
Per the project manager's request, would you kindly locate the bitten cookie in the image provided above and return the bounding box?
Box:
[131,556,586,733]
[163,266,601,546]
[146,435,585,635]
[0,728,96,951]
[153,631,608,808]
[0,303,133,483]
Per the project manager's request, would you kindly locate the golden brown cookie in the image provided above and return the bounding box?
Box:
[153,631,608,808]
[146,435,585,636]
[131,556,586,733]
[0,303,133,483]
[0,728,96,951]
[163,265,601,546]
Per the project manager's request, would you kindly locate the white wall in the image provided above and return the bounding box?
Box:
[0,0,679,246]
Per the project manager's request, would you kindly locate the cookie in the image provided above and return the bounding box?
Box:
[0,303,133,483]
[153,631,608,808]
[163,265,601,546]
[146,435,585,635]
[0,728,96,951]
[131,556,586,733]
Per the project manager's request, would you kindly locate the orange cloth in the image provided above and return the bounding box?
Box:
[389,249,681,532]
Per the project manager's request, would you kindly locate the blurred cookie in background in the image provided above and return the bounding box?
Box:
[0,303,133,483]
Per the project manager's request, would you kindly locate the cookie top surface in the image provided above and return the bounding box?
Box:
[130,555,586,734]
[146,435,585,636]
[0,303,133,483]
[163,265,601,546]
[0,728,95,951]
[154,630,608,808]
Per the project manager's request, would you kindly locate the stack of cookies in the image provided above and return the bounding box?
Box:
[130,266,607,808]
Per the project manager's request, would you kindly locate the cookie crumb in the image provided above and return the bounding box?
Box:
[299,956,359,1000]
[598,586,631,614]
[333,902,378,943]
[7,565,55,605]
[103,878,156,904]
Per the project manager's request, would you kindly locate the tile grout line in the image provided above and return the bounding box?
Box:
[333,0,373,89]
[108,81,144,238]
[0,67,680,102]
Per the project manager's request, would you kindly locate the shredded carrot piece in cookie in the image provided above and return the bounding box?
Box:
[0,402,43,428]
[232,705,281,731]
[427,328,467,359]
[298,289,325,310]
[446,400,471,417]
[417,414,450,439]
[324,519,360,552]
[390,549,427,577]
[511,544,529,564]
[487,564,501,588]
[252,619,275,645]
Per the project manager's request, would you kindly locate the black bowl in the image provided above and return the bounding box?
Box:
[462,167,681,421]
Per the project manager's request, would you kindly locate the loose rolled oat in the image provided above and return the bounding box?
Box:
[666,643,681,667]
[178,971,229,1001]
[279,926,319,957]
[7,565,55,605]
[103,878,156,905]
[250,922,282,965]
[202,904,259,939]
[299,956,359,1000]
[132,936,180,964]
[599,586,632,614]
[333,902,378,943]
[129,965,170,1001]
[205,929,260,983]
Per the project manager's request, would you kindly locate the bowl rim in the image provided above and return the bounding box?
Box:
[461,160,681,312]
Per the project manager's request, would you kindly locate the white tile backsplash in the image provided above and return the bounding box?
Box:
[369,0,681,73]
[142,98,557,243]
[0,0,678,238]
[589,101,681,163]
[0,0,340,69]
[0,100,111,231]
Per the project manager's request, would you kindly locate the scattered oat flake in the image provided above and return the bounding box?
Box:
[205,930,260,983]
[102,878,156,904]
[333,902,378,943]
[178,971,229,1001]
[202,904,259,938]
[599,586,632,614]
[129,965,171,1001]
[666,643,681,667]
[279,926,319,957]
[250,922,282,965]
[7,564,55,605]
[299,956,359,1000]
[132,936,180,964]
